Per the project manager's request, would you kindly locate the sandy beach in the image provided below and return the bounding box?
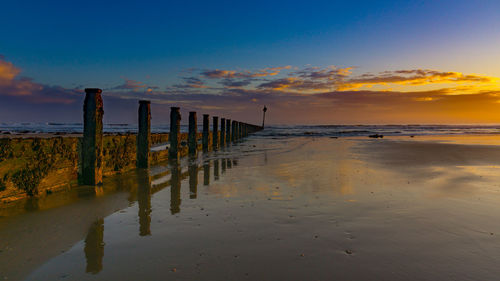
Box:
[2,134,500,280]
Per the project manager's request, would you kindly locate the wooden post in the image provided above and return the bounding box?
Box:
[212,116,219,150]
[226,119,231,143]
[202,114,209,152]
[220,118,226,147]
[137,100,151,168]
[238,122,242,139]
[82,88,103,185]
[232,120,237,142]
[169,107,181,160]
[188,111,197,155]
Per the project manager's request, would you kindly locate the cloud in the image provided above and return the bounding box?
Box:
[171,77,208,89]
[109,78,147,90]
[339,69,497,90]
[0,56,79,103]
[2,57,500,124]
[219,79,254,88]
[201,66,292,79]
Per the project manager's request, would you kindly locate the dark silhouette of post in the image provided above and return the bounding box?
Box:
[137,100,151,168]
[202,114,209,152]
[170,160,181,214]
[137,170,151,236]
[203,160,210,186]
[220,118,226,147]
[214,159,219,180]
[262,105,267,128]
[238,122,243,139]
[189,162,198,199]
[84,218,104,274]
[232,120,237,142]
[212,116,219,150]
[169,107,181,160]
[188,111,197,156]
[82,88,104,185]
[226,119,231,143]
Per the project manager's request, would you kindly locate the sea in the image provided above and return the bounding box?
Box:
[2,123,500,137]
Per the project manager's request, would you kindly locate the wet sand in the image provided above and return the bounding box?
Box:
[2,135,500,280]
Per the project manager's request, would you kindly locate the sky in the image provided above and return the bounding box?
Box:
[1,0,500,125]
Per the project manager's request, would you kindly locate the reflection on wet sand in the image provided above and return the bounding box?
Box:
[170,160,182,214]
[189,161,198,199]
[15,137,500,281]
[222,158,226,173]
[24,197,40,212]
[1,149,241,281]
[84,218,104,274]
[137,170,152,236]
[214,159,220,180]
[203,160,210,186]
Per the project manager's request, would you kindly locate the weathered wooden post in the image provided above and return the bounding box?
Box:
[188,111,197,155]
[137,100,151,168]
[226,119,231,143]
[232,120,237,142]
[169,107,181,160]
[213,116,219,150]
[220,118,226,147]
[202,114,209,152]
[238,122,242,139]
[82,88,104,186]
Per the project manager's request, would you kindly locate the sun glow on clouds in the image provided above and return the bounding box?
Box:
[3,54,500,124]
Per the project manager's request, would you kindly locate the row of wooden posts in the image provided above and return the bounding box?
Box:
[81,88,263,186]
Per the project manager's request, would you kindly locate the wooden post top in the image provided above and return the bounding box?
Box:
[85,88,102,94]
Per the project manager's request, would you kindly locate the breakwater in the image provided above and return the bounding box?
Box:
[0,88,262,202]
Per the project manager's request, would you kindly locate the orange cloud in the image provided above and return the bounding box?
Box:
[0,56,78,103]
[338,69,497,91]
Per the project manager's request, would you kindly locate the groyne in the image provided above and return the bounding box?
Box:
[0,88,262,202]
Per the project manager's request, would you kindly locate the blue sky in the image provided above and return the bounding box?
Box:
[1,0,500,124]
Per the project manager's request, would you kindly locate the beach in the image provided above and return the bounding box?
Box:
[2,134,500,280]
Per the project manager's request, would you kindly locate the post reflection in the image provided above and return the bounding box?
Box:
[221,158,226,174]
[188,161,198,199]
[24,197,40,212]
[84,218,104,274]
[136,170,151,236]
[227,158,232,169]
[170,160,181,214]
[214,159,220,181]
[203,160,210,186]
